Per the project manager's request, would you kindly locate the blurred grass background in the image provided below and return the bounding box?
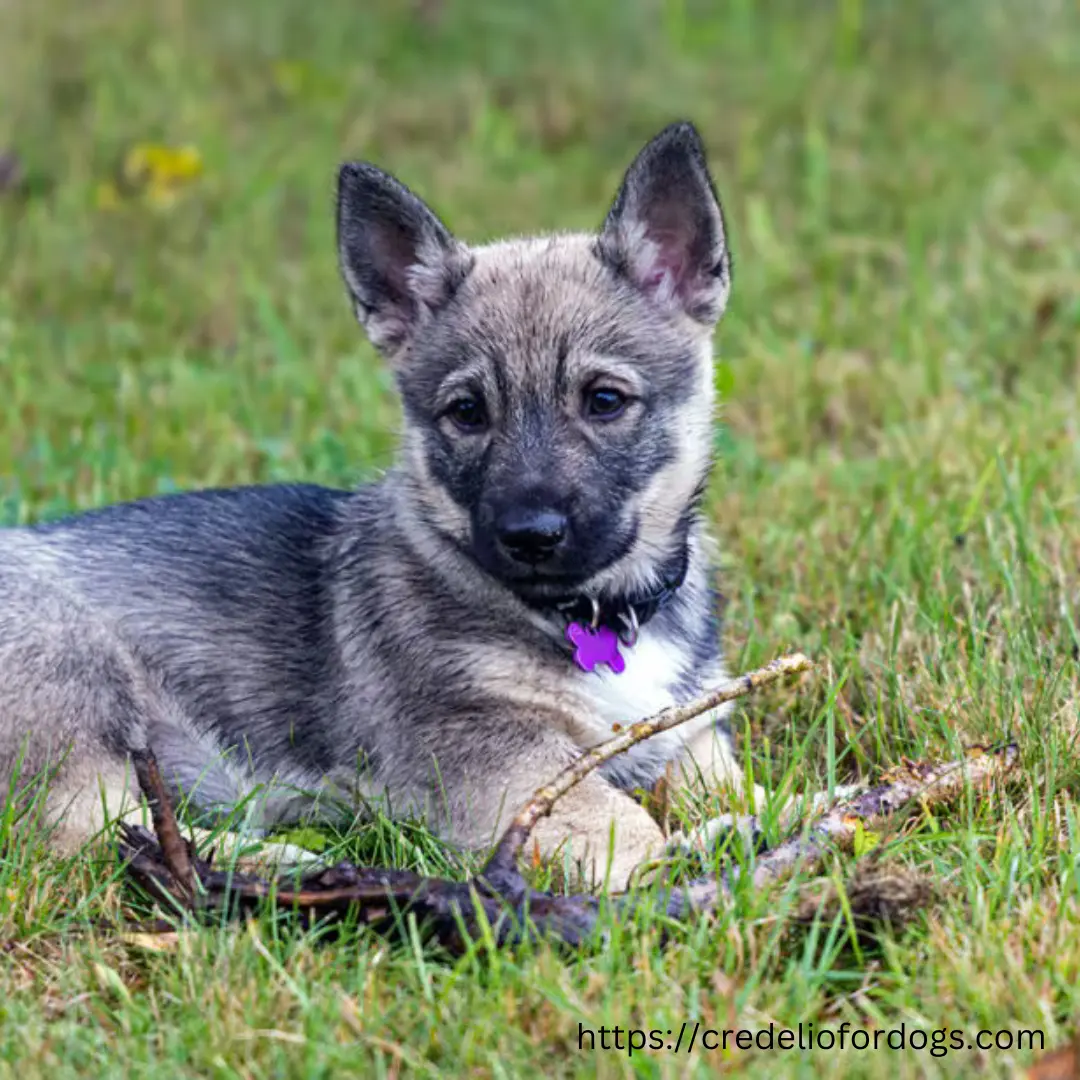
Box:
[2,0,1080,1076]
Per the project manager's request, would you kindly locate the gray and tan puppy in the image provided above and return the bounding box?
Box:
[0,121,740,888]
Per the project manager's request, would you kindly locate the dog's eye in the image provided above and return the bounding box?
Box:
[446,396,488,432]
[584,387,628,420]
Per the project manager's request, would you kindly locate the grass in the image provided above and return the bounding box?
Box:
[2,0,1080,1075]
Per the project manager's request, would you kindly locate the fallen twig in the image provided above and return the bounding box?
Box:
[117,655,1019,952]
[129,748,197,906]
[664,743,1020,917]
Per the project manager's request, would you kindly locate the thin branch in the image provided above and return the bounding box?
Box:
[116,655,1020,955]
[129,748,197,907]
[665,742,1020,916]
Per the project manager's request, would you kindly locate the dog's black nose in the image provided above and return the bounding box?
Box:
[496,508,568,565]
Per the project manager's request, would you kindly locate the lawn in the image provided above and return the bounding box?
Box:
[1,0,1079,1075]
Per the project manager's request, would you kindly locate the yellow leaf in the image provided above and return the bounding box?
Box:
[123,143,203,188]
[852,820,881,857]
[165,145,203,182]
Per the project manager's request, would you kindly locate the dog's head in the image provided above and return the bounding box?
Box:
[336,122,731,604]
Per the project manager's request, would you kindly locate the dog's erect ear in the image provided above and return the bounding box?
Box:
[598,122,731,325]
[337,164,473,355]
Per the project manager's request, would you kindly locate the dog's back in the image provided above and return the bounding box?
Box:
[13,485,349,752]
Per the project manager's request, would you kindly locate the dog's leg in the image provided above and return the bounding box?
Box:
[135,721,339,873]
[529,772,667,891]
[427,720,669,892]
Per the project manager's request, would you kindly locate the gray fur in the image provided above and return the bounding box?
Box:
[0,122,741,887]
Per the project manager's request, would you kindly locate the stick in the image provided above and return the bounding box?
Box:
[666,742,1019,916]
[129,748,198,907]
[116,654,1020,954]
[481,652,813,893]
[118,741,1018,950]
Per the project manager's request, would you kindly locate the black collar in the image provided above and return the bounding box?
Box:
[525,541,690,645]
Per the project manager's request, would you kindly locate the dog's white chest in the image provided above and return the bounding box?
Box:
[569,627,731,789]
[576,631,684,739]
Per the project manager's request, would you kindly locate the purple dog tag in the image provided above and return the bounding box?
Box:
[565,622,625,674]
